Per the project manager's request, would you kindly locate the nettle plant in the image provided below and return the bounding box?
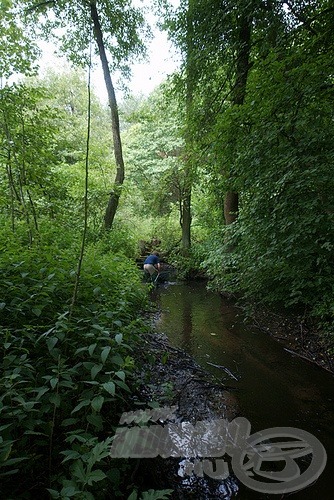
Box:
[1,321,133,498]
[0,244,153,498]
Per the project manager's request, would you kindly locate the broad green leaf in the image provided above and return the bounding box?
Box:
[101,346,111,364]
[110,354,124,366]
[61,418,79,427]
[49,394,61,407]
[88,343,97,356]
[87,469,107,485]
[115,370,125,381]
[71,400,90,414]
[46,489,60,499]
[115,333,123,345]
[50,377,58,389]
[91,364,103,380]
[91,395,104,412]
[0,443,12,462]
[46,337,58,352]
[102,381,115,396]
[114,380,130,392]
[32,307,42,317]
[86,414,103,430]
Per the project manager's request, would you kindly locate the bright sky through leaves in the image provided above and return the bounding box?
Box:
[38,0,180,102]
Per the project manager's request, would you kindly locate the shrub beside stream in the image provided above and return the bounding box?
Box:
[0,240,159,498]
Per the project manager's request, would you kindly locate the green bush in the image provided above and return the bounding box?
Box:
[200,226,241,293]
[201,45,334,332]
[0,232,151,498]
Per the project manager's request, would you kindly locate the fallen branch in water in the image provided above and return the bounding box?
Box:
[284,348,334,374]
[206,362,239,381]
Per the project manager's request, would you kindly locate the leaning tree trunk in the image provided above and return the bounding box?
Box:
[90,1,125,230]
[224,14,252,225]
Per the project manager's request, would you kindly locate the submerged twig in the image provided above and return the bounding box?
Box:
[206,362,239,381]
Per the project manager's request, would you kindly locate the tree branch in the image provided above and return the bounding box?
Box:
[25,1,55,13]
[283,1,318,36]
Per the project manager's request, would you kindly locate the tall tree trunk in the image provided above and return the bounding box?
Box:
[181,0,195,254]
[224,191,239,225]
[90,1,125,230]
[224,13,252,224]
[181,189,191,251]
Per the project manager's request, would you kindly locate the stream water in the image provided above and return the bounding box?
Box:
[152,281,334,499]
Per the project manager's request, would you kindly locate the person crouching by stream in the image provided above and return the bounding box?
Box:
[143,251,161,282]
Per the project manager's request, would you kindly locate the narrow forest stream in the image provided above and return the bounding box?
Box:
[151,281,334,499]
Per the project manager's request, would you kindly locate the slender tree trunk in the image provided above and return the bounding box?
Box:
[181,189,191,251]
[90,1,125,230]
[180,0,195,254]
[224,13,252,225]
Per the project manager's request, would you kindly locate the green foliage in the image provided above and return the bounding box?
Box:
[35,68,113,167]
[200,226,240,293]
[0,1,39,77]
[150,212,181,255]
[122,85,184,218]
[233,43,334,312]
[200,17,334,331]
[127,490,173,500]
[23,0,150,72]
[0,235,145,327]
[0,82,70,240]
[0,226,149,497]
[0,320,135,497]
[0,0,333,496]
[164,237,207,280]
[159,0,333,337]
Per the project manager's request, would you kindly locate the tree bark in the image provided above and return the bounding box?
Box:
[224,191,239,225]
[224,13,252,224]
[181,189,191,252]
[90,1,125,230]
[180,0,195,253]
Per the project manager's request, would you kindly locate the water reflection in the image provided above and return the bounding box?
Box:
[154,281,334,500]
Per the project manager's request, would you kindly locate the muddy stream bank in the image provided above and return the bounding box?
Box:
[132,281,334,499]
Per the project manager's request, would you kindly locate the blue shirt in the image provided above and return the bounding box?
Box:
[144,254,159,265]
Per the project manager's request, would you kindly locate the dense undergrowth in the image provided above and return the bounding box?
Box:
[0,223,172,499]
[198,223,334,355]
